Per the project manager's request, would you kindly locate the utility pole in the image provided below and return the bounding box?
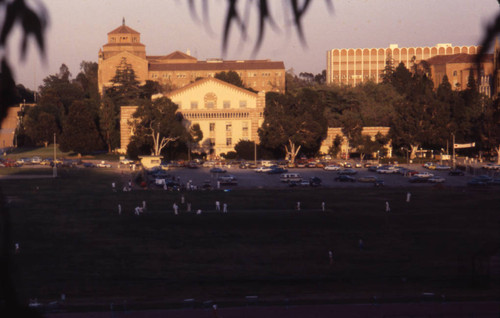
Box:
[53,133,57,178]
[452,133,456,169]
[254,141,257,165]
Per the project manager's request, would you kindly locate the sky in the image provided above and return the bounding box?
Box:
[5,0,500,90]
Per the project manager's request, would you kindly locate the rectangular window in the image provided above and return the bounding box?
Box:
[242,122,249,136]
[206,101,214,109]
[209,123,215,131]
[191,101,198,109]
[226,123,232,132]
[239,100,247,108]
[210,138,215,146]
[223,101,231,109]
[226,138,232,146]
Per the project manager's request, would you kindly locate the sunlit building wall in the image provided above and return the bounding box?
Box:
[326,43,480,86]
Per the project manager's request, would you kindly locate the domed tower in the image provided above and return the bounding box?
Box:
[98,19,148,94]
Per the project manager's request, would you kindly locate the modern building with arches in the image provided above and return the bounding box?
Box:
[326,43,481,86]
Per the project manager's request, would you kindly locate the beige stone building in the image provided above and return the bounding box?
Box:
[0,106,22,149]
[326,43,480,86]
[120,78,265,156]
[320,127,392,159]
[426,53,494,96]
[99,21,285,94]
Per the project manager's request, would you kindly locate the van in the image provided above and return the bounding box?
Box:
[280,173,302,183]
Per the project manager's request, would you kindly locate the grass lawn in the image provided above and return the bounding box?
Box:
[2,169,500,309]
[4,146,119,160]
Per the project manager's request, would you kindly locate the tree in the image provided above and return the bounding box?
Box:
[380,53,395,84]
[38,64,84,116]
[214,71,244,88]
[130,97,187,157]
[105,57,141,106]
[328,135,343,158]
[139,80,162,99]
[234,140,258,160]
[259,89,327,162]
[75,61,99,102]
[99,96,120,153]
[187,123,203,159]
[59,100,103,154]
[23,107,59,147]
[478,99,500,163]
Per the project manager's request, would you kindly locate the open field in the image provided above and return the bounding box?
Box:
[1,168,500,312]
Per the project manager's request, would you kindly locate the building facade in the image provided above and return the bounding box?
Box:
[326,43,480,86]
[120,78,265,156]
[319,127,392,158]
[425,53,494,96]
[99,21,285,94]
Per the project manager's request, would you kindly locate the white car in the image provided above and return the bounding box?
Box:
[428,176,445,183]
[96,161,112,168]
[414,172,434,178]
[323,164,340,171]
[254,166,273,173]
[120,158,134,165]
[376,166,398,174]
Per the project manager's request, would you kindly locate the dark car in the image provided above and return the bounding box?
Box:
[335,175,356,182]
[448,169,465,176]
[408,176,428,183]
[267,167,288,174]
[309,176,322,187]
[338,168,357,175]
[210,167,227,173]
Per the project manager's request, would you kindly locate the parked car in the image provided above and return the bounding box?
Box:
[335,175,356,182]
[31,156,42,164]
[309,176,322,187]
[338,168,357,175]
[119,158,134,165]
[254,166,273,173]
[82,162,96,168]
[280,173,302,183]
[376,166,398,174]
[448,169,465,176]
[409,176,428,183]
[210,167,227,173]
[324,164,341,171]
[96,161,112,168]
[218,174,238,185]
[434,164,451,170]
[357,176,383,183]
[428,176,446,183]
[414,172,434,178]
[267,167,288,174]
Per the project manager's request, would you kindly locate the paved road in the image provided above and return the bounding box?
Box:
[44,300,500,318]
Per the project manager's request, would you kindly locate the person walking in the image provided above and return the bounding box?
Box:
[215,201,221,211]
[297,201,301,211]
[385,201,390,212]
[223,203,228,213]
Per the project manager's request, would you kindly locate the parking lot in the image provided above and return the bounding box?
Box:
[141,163,497,190]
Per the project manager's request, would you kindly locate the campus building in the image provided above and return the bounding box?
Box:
[319,127,392,159]
[425,53,494,97]
[98,21,286,95]
[120,77,265,156]
[326,43,480,86]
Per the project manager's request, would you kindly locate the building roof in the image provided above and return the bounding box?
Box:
[426,53,493,65]
[108,24,140,35]
[149,59,285,72]
[103,42,145,48]
[167,77,258,98]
